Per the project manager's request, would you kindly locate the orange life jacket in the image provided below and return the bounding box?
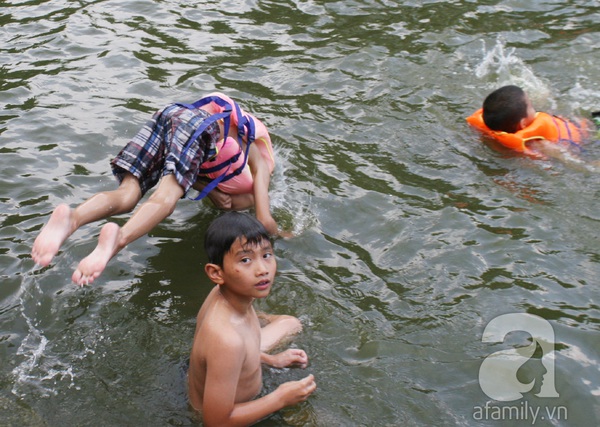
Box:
[466,108,588,153]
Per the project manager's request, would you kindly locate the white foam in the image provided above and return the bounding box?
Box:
[270,145,319,235]
[475,37,555,110]
[10,276,77,398]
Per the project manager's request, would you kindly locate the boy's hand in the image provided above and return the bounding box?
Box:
[276,374,317,407]
[270,349,309,368]
[277,229,294,239]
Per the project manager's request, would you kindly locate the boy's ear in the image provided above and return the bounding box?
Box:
[517,117,528,131]
[205,263,224,285]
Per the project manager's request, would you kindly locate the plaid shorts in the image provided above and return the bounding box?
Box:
[111,104,219,196]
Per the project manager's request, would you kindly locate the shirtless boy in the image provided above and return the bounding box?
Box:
[188,212,316,426]
[31,93,280,285]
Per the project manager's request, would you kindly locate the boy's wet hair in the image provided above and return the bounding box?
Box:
[482,85,528,133]
[204,212,272,266]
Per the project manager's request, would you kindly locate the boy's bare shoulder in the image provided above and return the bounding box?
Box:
[195,295,246,353]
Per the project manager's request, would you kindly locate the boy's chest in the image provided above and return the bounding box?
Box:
[238,320,262,389]
[242,316,261,359]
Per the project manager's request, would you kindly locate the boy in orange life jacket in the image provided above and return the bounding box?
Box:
[188,212,316,426]
[31,93,281,286]
[466,85,590,154]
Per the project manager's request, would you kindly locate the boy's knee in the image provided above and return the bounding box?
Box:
[277,315,303,335]
[260,314,303,353]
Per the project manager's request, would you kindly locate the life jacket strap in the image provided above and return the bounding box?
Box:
[199,151,243,175]
[551,115,586,153]
[178,95,256,201]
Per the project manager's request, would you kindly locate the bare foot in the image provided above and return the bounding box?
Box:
[72,222,121,286]
[31,204,74,267]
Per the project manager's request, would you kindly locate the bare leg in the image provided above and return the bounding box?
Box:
[259,313,303,353]
[31,174,142,267]
[72,174,184,285]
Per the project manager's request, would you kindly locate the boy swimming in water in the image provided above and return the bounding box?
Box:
[31,93,281,286]
[187,212,316,426]
[467,85,593,154]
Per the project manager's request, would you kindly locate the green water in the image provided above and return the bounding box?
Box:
[1,1,599,426]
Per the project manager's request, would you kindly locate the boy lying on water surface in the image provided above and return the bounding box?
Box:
[467,85,598,159]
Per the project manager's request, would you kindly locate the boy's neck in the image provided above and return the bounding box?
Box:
[218,287,254,314]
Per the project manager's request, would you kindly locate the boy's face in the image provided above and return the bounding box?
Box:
[219,237,276,299]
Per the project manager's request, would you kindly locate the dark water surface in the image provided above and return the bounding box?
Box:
[1,0,599,426]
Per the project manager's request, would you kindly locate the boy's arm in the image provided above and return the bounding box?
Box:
[227,374,316,426]
[201,333,247,426]
[247,144,278,236]
[203,336,316,427]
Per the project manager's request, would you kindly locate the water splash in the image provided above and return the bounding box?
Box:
[10,275,76,398]
[270,146,319,236]
[475,37,555,110]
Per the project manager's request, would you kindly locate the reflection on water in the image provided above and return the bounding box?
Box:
[1,0,599,425]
